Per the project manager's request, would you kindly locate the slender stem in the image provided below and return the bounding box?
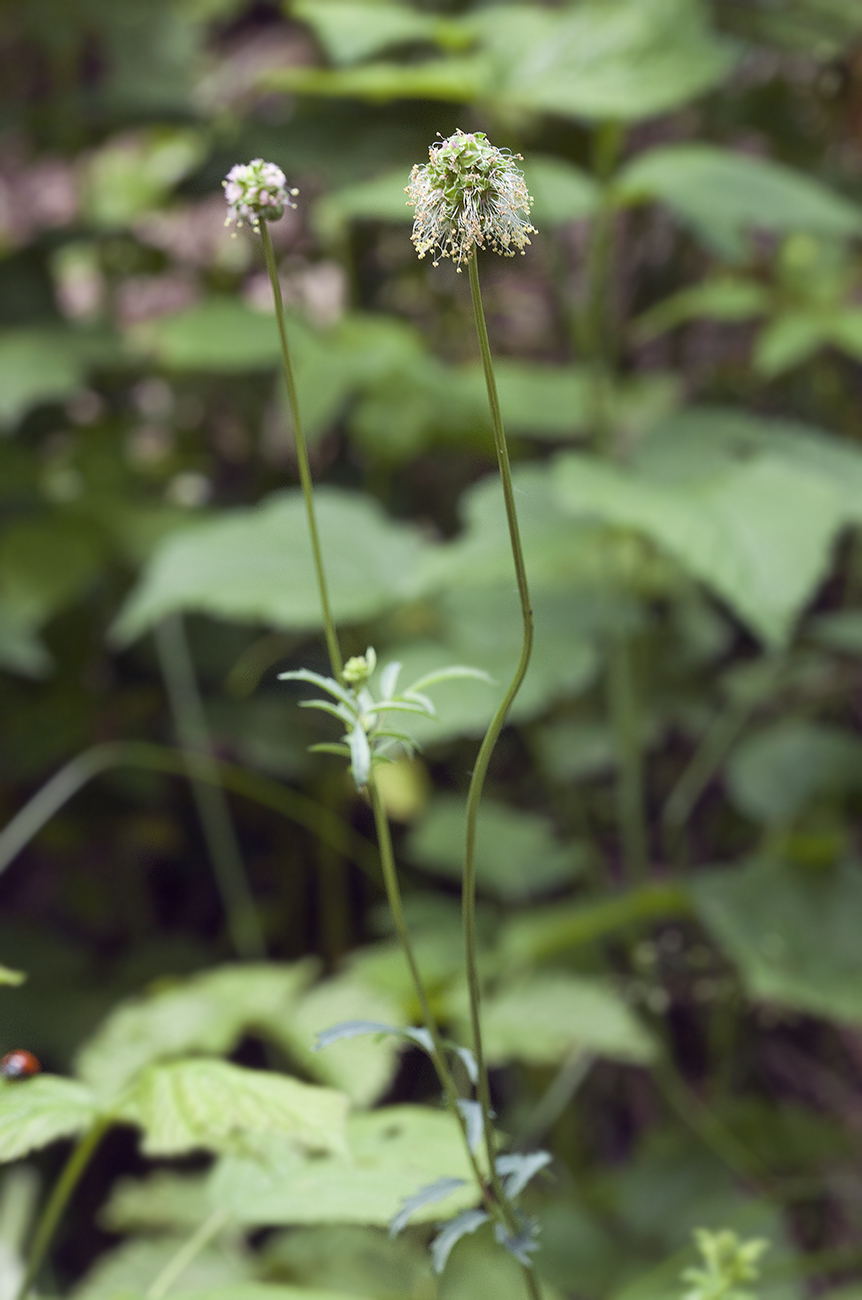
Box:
[607,629,647,882]
[464,255,537,1245]
[259,221,343,682]
[0,741,382,885]
[146,1209,230,1300]
[17,1121,107,1300]
[367,778,490,1203]
[155,615,266,960]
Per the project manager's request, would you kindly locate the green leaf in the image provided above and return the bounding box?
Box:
[694,859,862,1023]
[0,965,25,986]
[209,1106,483,1226]
[0,517,105,634]
[294,1,442,65]
[523,157,602,225]
[158,1287,368,1300]
[313,169,412,241]
[725,721,862,825]
[553,443,847,648]
[0,1076,98,1162]
[75,962,316,1099]
[618,145,862,257]
[0,330,88,429]
[82,127,205,229]
[72,1236,252,1300]
[127,299,285,372]
[261,1225,432,1299]
[475,0,737,123]
[452,973,657,1067]
[406,796,587,901]
[632,279,771,342]
[115,1058,348,1158]
[277,971,404,1107]
[110,489,428,645]
[263,56,487,104]
[99,1171,211,1233]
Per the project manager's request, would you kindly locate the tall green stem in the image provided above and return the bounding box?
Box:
[155,615,266,960]
[259,221,343,682]
[17,1121,108,1300]
[464,254,534,1202]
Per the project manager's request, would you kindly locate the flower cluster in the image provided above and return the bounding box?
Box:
[223,158,298,232]
[406,129,536,269]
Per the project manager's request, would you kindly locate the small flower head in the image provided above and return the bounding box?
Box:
[223,158,298,232]
[406,129,536,269]
[342,647,377,689]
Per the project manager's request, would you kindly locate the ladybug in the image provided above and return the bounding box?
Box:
[0,1050,41,1080]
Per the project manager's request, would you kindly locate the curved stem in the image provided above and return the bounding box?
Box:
[259,222,343,683]
[155,615,266,960]
[0,741,382,885]
[17,1120,107,1300]
[367,778,491,1204]
[464,255,535,1232]
[146,1209,230,1300]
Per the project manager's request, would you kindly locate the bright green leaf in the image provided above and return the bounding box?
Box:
[694,859,862,1023]
[0,1076,98,1162]
[115,1058,348,1158]
[110,489,428,645]
[0,330,88,429]
[209,1106,483,1226]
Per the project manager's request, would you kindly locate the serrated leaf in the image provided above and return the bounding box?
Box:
[285,978,404,1107]
[553,447,846,648]
[619,144,862,257]
[111,490,427,645]
[694,860,862,1024]
[0,1076,98,1162]
[389,1176,467,1236]
[459,973,656,1067]
[209,1106,483,1226]
[75,963,316,1099]
[430,1209,490,1274]
[496,1151,553,1200]
[454,1100,483,1156]
[494,1218,540,1267]
[115,1059,348,1158]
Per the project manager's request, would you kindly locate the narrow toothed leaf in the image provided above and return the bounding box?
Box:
[455,1099,484,1155]
[495,1150,553,1199]
[308,743,351,757]
[405,665,494,694]
[400,690,436,714]
[430,1209,490,1273]
[349,724,372,789]
[403,1027,435,1054]
[312,1021,402,1052]
[299,699,355,724]
[277,668,352,705]
[374,699,435,718]
[451,1045,479,1086]
[379,660,402,700]
[389,1176,467,1237]
[494,1217,541,1266]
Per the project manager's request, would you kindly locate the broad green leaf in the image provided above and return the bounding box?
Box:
[694,860,862,1023]
[274,971,404,1106]
[127,299,285,372]
[450,973,657,1067]
[261,1225,432,1300]
[406,796,587,900]
[618,145,862,257]
[110,489,428,644]
[0,1076,98,1162]
[81,127,205,229]
[474,0,737,123]
[72,1235,251,1300]
[75,962,316,1099]
[632,279,771,342]
[313,169,412,241]
[209,1106,483,1225]
[0,965,25,986]
[154,1288,365,1300]
[116,1058,348,1157]
[294,2,442,66]
[523,157,601,225]
[725,721,862,825]
[755,307,862,377]
[99,1171,210,1233]
[553,446,846,648]
[0,330,88,429]
[263,56,487,104]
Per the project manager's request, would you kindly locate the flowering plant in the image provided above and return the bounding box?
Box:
[223,158,298,232]
[406,128,536,268]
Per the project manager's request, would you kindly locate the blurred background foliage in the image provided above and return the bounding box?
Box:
[4,0,862,1296]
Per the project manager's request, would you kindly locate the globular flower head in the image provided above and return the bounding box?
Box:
[223,158,298,232]
[342,647,377,689]
[406,129,536,269]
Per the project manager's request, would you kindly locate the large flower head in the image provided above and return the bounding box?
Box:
[406,129,536,269]
[223,158,298,232]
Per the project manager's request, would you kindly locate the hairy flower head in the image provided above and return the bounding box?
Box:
[223,158,298,232]
[406,129,535,269]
